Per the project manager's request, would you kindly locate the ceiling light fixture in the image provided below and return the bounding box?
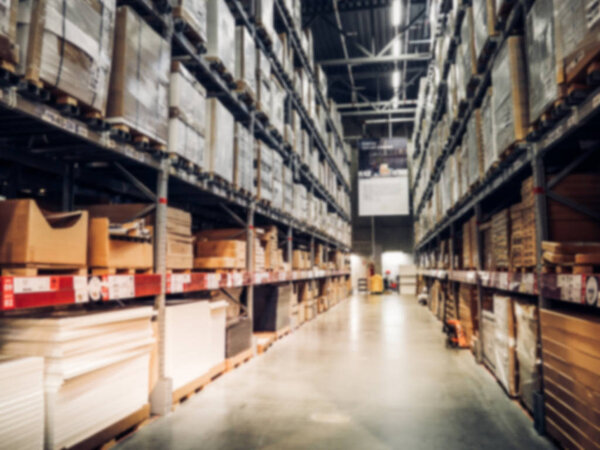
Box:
[392,70,400,88]
[392,37,401,56]
[391,0,403,26]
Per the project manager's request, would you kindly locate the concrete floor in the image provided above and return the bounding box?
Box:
[117,294,554,450]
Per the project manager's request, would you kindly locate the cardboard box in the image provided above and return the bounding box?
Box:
[466,109,483,188]
[206,0,235,75]
[0,199,87,267]
[255,142,273,202]
[107,6,169,144]
[234,25,256,95]
[206,99,234,182]
[173,0,206,43]
[233,122,254,194]
[18,0,115,114]
[271,151,283,210]
[0,0,19,65]
[194,240,246,270]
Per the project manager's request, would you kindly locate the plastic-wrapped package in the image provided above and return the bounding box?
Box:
[0,0,18,65]
[173,0,206,43]
[526,0,558,123]
[170,61,206,137]
[235,26,256,95]
[293,183,307,221]
[257,70,272,117]
[168,118,204,166]
[491,36,528,157]
[514,300,540,414]
[270,75,285,135]
[466,110,483,188]
[19,0,116,115]
[480,88,495,174]
[455,49,467,105]
[447,63,458,121]
[255,142,273,202]
[472,0,497,63]
[491,295,518,396]
[459,6,476,90]
[206,0,235,75]
[283,164,293,213]
[245,0,274,43]
[272,151,283,210]
[107,6,169,143]
[234,122,254,194]
[206,99,234,182]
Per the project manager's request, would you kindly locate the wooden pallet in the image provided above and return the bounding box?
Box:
[168,152,197,172]
[204,56,235,86]
[542,241,600,274]
[110,123,167,153]
[234,80,257,107]
[90,267,153,276]
[225,347,253,372]
[527,92,569,140]
[69,404,152,450]
[255,24,273,48]
[171,361,227,409]
[1,264,87,276]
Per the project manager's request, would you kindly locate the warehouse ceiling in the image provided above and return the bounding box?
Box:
[304,0,431,134]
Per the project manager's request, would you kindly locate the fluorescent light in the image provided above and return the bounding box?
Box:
[391,0,402,26]
[392,96,399,109]
[392,37,401,56]
[392,70,400,88]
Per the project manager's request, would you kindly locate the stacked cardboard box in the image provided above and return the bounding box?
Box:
[255,142,273,203]
[166,207,194,270]
[234,122,254,194]
[491,36,528,157]
[458,284,478,349]
[169,61,206,167]
[466,109,484,188]
[173,1,207,44]
[206,0,235,75]
[540,309,600,449]
[491,209,510,269]
[19,0,116,116]
[108,6,169,144]
[234,25,256,96]
[462,216,478,269]
[195,240,246,270]
[206,99,234,183]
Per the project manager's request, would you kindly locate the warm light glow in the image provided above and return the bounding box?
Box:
[392,70,400,88]
[392,37,401,56]
[392,96,399,109]
[391,0,402,26]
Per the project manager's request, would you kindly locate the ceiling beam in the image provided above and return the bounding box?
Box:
[337,100,418,109]
[365,118,414,124]
[327,67,423,82]
[302,0,393,16]
[340,108,416,117]
[318,53,431,67]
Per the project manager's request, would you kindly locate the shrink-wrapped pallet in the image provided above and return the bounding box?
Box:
[466,109,483,188]
[459,6,476,90]
[526,0,559,123]
[206,99,234,183]
[0,308,153,450]
[271,75,285,135]
[255,142,273,202]
[514,300,540,414]
[490,295,518,397]
[206,0,235,75]
[293,183,307,221]
[242,0,274,43]
[18,0,115,115]
[257,70,272,118]
[169,61,206,166]
[234,122,254,194]
[0,0,18,66]
[491,36,528,157]
[480,88,495,174]
[234,25,256,95]
[107,6,169,144]
[0,356,44,450]
[173,0,206,43]
[272,150,284,211]
[472,0,497,64]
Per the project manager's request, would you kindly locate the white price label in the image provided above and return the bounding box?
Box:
[231,272,244,286]
[519,273,535,294]
[466,271,477,283]
[13,277,51,294]
[205,273,220,290]
[107,275,135,300]
[557,274,582,303]
[497,272,509,290]
[73,276,88,303]
[170,273,191,294]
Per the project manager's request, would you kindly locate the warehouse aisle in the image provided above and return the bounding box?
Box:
[117,295,552,450]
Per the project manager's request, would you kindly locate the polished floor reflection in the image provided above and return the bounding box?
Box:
[117,294,553,450]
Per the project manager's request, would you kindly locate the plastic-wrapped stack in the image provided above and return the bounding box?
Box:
[206,99,234,183]
[256,48,272,116]
[0,356,44,450]
[489,295,518,397]
[466,110,483,189]
[255,142,273,203]
[18,0,116,116]
[283,164,293,214]
[472,0,497,64]
[108,6,170,144]
[272,151,284,210]
[206,0,235,75]
[233,123,254,194]
[169,62,206,167]
[293,183,307,221]
[0,307,154,450]
[514,300,539,414]
[459,7,477,91]
[491,36,529,157]
[480,88,496,174]
[234,25,256,95]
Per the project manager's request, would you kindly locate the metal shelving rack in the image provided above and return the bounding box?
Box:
[410,0,600,434]
[0,0,352,415]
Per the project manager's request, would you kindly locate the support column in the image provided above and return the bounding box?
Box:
[474,204,484,365]
[246,203,255,320]
[150,158,172,416]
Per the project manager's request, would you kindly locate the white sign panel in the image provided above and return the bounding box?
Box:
[358,172,410,216]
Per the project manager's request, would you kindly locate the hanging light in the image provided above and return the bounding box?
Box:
[392,36,401,56]
[391,0,403,26]
[392,96,399,109]
[392,70,400,88]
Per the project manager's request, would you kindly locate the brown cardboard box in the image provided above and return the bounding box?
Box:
[0,199,87,267]
[19,0,115,114]
[107,6,169,144]
[88,217,153,271]
[194,240,246,270]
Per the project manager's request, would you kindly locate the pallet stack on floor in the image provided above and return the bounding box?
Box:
[414,1,600,446]
[0,0,352,448]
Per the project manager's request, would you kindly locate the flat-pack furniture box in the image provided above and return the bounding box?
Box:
[491,36,528,157]
[540,308,600,449]
[18,0,115,115]
[234,25,256,96]
[255,142,273,202]
[87,217,153,272]
[107,6,170,145]
[194,240,246,270]
[234,122,254,194]
[0,307,153,450]
[169,61,206,167]
[0,199,87,268]
[253,283,292,332]
[173,0,207,44]
[0,0,19,66]
[205,0,235,76]
[206,98,234,183]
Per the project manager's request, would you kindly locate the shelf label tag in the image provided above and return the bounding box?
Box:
[231,272,243,286]
[73,276,88,303]
[13,277,51,294]
[170,273,191,294]
[107,275,135,300]
[205,273,220,290]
